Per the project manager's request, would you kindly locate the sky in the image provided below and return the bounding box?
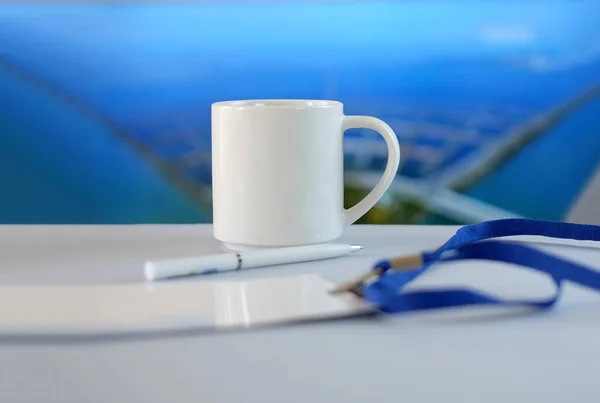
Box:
[0,1,597,65]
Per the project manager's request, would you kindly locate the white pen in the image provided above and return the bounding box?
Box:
[144,243,362,281]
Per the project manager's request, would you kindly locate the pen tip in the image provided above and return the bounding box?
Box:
[144,262,156,282]
[350,245,363,252]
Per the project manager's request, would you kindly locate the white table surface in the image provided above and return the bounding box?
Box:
[1,224,600,403]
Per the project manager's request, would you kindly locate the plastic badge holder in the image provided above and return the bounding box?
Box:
[0,274,372,336]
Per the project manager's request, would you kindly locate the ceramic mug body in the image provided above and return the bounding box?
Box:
[211,100,400,250]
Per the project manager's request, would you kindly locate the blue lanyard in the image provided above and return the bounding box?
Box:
[338,219,600,314]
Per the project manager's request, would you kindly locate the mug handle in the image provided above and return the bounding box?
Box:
[343,115,401,225]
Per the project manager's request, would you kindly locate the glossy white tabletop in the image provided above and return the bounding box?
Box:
[1,224,600,403]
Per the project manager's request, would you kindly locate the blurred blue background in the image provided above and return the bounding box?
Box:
[0,1,599,224]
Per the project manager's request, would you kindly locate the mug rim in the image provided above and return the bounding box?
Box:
[212,99,342,109]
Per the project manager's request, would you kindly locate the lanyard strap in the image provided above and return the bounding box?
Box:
[340,219,600,313]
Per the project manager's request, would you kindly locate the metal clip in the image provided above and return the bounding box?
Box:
[330,253,424,295]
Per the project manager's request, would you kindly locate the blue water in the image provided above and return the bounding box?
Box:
[0,67,207,223]
[467,99,600,220]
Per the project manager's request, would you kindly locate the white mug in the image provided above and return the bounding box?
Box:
[211,100,401,250]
